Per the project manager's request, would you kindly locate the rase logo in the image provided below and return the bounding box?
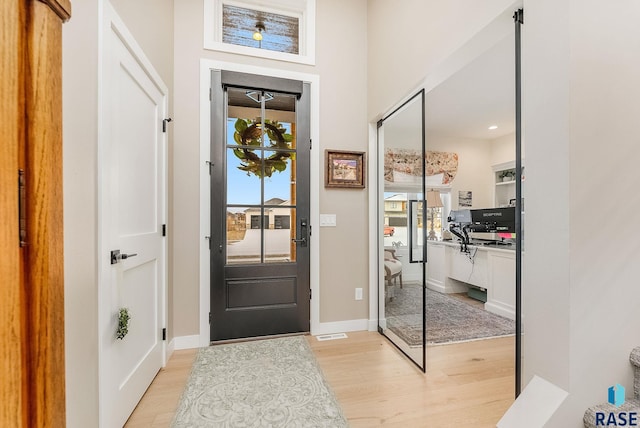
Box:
[595,384,638,426]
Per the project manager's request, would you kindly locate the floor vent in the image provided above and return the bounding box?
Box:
[316,333,348,341]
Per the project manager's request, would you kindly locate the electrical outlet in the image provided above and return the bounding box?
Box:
[355,288,363,300]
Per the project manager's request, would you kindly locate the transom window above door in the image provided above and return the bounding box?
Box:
[204,0,316,65]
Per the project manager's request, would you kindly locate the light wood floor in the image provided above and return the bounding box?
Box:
[125,332,515,427]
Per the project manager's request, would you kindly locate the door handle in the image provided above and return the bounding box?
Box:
[291,219,308,247]
[111,249,139,265]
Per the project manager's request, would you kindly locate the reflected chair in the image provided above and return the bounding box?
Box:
[384,248,403,301]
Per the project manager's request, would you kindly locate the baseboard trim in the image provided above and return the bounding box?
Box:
[368,319,378,331]
[312,318,369,336]
[485,301,515,320]
[173,334,201,350]
[426,279,446,293]
[166,338,176,364]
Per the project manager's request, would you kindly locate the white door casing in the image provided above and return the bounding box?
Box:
[99,3,168,427]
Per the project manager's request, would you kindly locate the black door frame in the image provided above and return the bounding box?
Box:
[209,70,311,341]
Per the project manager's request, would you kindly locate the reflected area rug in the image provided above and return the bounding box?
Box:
[385,284,515,346]
[171,336,347,428]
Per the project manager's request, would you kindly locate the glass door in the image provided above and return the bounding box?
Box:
[377,90,426,371]
[210,70,311,341]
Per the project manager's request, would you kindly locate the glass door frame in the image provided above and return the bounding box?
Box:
[376,89,427,372]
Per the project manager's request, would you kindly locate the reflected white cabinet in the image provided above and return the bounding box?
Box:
[492,160,525,208]
[426,241,516,320]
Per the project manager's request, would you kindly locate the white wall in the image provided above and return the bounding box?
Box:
[490,132,516,166]
[63,2,100,426]
[367,0,520,120]
[522,0,640,425]
[428,135,494,209]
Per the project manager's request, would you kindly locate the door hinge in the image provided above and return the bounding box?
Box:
[162,224,167,236]
[209,312,212,325]
[205,236,211,249]
[514,8,524,25]
[310,139,312,150]
[209,88,212,101]
[162,118,172,133]
[18,169,26,247]
[310,289,312,300]
[206,160,213,175]
[162,328,167,341]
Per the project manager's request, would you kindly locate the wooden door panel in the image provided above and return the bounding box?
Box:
[25,1,68,426]
[25,1,66,427]
[0,0,27,426]
[1,0,70,426]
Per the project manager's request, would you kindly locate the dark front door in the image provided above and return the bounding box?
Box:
[210,70,311,341]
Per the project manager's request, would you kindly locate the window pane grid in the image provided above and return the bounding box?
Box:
[225,90,298,265]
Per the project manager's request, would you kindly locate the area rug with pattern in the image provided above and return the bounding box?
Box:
[385,284,515,346]
[171,336,347,428]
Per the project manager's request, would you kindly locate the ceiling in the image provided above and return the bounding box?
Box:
[424,34,515,141]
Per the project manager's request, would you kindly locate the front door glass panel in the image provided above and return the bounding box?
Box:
[225,88,297,264]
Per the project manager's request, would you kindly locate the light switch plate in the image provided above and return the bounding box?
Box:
[355,288,363,300]
[319,214,337,227]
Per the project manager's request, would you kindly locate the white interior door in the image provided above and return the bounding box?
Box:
[99,5,168,427]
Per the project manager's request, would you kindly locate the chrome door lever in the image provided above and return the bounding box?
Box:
[111,249,139,265]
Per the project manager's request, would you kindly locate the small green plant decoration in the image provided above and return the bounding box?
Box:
[499,169,516,180]
[232,118,295,178]
[116,308,130,340]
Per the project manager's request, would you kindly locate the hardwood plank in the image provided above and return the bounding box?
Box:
[127,333,514,427]
[309,332,514,427]
[25,2,67,426]
[0,0,27,426]
[124,350,198,427]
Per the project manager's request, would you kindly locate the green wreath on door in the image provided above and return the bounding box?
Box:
[232,118,295,178]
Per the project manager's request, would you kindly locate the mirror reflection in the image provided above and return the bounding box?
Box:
[378,91,426,370]
[379,31,522,375]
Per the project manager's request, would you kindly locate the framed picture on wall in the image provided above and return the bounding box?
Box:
[325,150,366,188]
[459,190,472,207]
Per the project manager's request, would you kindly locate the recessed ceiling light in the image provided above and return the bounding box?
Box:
[488,125,498,130]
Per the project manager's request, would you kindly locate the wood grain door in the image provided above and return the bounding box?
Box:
[0,0,28,426]
[0,0,70,426]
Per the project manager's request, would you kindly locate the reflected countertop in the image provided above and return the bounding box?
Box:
[427,239,516,254]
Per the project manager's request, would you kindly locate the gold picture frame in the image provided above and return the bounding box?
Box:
[325,150,366,188]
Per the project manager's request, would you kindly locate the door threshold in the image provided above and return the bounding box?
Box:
[209,331,310,346]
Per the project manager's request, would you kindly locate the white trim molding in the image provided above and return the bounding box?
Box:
[312,319,370,336]
[199,59,320,346]
[203,0,316,65]
[172,335,202,351]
